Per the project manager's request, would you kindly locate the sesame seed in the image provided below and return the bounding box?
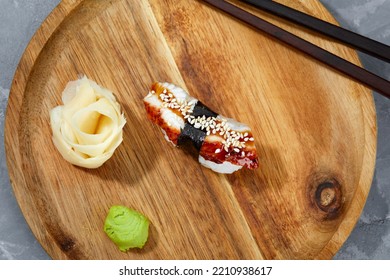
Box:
[249,137,254,141]
[234,148,240,153]
[241,151,245,157]
[215,149,221,154]
[244,132,248,137]
[244,137,249,141]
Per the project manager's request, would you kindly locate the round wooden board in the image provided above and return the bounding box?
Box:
[5,0,376,259]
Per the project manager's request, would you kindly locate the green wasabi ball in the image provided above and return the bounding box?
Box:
[103,205,150,251]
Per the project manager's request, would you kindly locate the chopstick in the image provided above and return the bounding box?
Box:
[202,0,390,99]
[240,0,390,63]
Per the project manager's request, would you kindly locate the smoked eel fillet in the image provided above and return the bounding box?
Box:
[144,82,259,174]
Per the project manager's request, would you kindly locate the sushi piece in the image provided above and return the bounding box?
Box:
[143,82,259,174]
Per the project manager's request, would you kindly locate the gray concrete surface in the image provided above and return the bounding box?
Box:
[1,0,389,260]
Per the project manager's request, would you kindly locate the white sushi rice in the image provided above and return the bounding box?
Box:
[198,155,242,174]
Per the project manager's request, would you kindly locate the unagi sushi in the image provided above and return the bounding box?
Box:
[143,82,259,174]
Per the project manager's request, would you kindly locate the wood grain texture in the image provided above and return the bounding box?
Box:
[4,0,376,259]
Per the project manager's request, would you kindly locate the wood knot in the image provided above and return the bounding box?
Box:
[307,173,344,221]
[315,180,342,214]
[59,237,75,252]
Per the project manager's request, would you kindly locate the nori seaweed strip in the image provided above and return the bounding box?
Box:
[192,101,218,118]
[177,101,218,150]
[177,125,206,150]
